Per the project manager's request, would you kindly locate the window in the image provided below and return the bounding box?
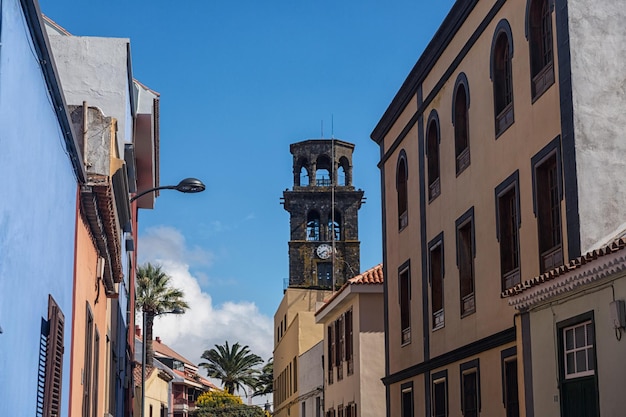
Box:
[338,156,350,186]
[93,329,100,417]
[296,157,310,186]
[328,210,341,241]
[429,234,444,330]
[401,382,414,417]
[345,403,356,417]
[460,360,480,417]
[316,155,332,186]
[453,74,470,174]
[432,371,448,417]
[83,306,94,417]
[36,295,65,417]
[316,397,322,417]
[399,264,411,345]
[397,151,409,230]
[426,112,441,200]
[345,309,354,375]
[456,208,475,316]
[328,325,334,385]
[338,405,344,417]
[318,263,333,288]
[528,0,554,98]
[492,20,514,135]
[563,321,595,379]
[307,211,321,241]
[336,316,344,380]
[532,143,563,273]
[558,313,599,416]
[496,172,521,290]
[501,347,519,417]
[302,402,306,417]
[293,357,298,392]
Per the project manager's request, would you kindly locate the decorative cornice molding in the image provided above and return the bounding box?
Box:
[508,249,626,309]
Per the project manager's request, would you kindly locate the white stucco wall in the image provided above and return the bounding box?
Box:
[529,276,626,416]
[0,0,78,412]
[299,342,323,417]
[567,0,626,252]
[46,34,133,157]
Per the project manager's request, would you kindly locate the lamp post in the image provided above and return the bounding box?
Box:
[141,307,185,417]
[131,177,206,203]
[135,177,204,417]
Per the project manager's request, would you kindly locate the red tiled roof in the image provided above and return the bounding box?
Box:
[502,237,626,297]
[133,363,156,387]
[315,264,383,316]
[151,338,196,365]
[348,263,384,284]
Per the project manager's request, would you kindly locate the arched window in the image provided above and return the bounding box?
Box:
[315,155,332,186]
[300,166,309,186]
[328,210,342,241]
[306,211,321,241]
[295,157,309,186]
[491,20,514,136]
[453,73,470,174]
[426,111,441,201]
[528,0,554,98]
[397,151,408,230]
[338,156,350,186]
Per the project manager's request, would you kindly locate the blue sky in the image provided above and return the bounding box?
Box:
[40,0,455,381]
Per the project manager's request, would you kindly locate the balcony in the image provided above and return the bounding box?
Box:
[503,268,521,290]
[456,148,470,174]
[541,244,563,273]
[173,398,189,412]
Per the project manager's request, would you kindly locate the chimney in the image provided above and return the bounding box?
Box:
[155,336,161,343]
[135,325,141,338]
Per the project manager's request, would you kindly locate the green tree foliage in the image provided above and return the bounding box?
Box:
[136,263,189,365]
[252,358,273,397]
[199,341,263,394]
[193,390,268,417]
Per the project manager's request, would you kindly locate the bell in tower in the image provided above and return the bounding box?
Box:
[282,139,364,290]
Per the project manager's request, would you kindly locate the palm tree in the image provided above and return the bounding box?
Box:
[252,358,273,397]
[199,341,263,394]
[136,263,189,366]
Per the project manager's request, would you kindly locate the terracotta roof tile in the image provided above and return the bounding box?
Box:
[315,264,383,316]
[502,236,626,297]
[348,263,384,284]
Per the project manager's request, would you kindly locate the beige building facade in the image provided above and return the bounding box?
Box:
[316,264,385,417]
[371,0,626,416]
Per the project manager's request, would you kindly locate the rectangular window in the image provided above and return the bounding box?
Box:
[496,172,521,290]
[429,235,444,330]
[456,209,475,316]
[38,295,65,417]
[501,348,520,417]
[327,325,334,385]
[93,329,100,417]
[563,320,595,379]
[460,360,480,417]
[316,397,321,417]
[336,315,344,380]
[432,371,448,417]
[399,265,411,345]
[345,309,354,375]
[83,306,94,417]
[302,402,306,417]
[338,405,344,417]
[293,357,298,392]
[401,382,414,417]
[318,262,333,288]
[346,403,356,417]
[533,149,563,273]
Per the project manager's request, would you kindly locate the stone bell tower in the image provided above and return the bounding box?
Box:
[281,139,364,290]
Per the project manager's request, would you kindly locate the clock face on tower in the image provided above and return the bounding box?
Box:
[316,244,333,259]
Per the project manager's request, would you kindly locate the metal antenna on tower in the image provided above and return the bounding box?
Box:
[331,115,336,292]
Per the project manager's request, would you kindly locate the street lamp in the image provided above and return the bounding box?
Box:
[141,307,185,417]
[131,177,206,203]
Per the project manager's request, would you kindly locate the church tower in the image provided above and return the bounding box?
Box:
[282,139,364,289]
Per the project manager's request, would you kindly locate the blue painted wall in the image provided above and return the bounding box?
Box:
[0,0,78,413]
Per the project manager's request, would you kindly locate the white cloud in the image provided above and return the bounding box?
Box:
[139,226,215,267]
[137,227,274,379]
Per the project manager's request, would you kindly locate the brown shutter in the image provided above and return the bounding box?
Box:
[44,295,65,417]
